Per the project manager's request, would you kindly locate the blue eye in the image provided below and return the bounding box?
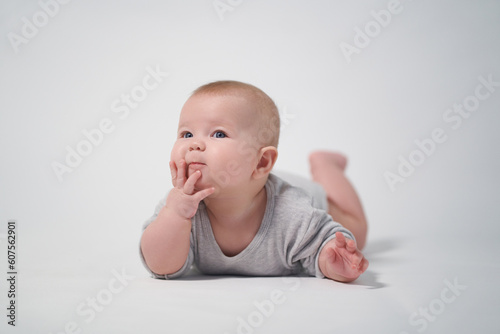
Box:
[213,131,227,138]
[182,132,193,138]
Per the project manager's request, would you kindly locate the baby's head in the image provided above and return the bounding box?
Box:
[171,80,280,195]
[191,80,281,147]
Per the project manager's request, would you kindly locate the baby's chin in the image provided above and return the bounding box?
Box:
[193,182,213,193]
[188,167,241,195]
[187,169,215,190]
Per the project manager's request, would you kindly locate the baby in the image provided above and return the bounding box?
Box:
[140,80,368,282]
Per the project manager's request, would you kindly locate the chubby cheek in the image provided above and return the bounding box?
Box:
[206,146,256,187]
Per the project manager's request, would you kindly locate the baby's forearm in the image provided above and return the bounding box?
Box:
[140,207,191,276]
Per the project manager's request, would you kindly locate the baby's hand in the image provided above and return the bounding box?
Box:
[319,232,369,282]
[166,159,214,219]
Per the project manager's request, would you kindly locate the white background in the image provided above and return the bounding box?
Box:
[1,0,499,333]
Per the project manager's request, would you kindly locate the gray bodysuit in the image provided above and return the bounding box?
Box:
[140,173,354,279]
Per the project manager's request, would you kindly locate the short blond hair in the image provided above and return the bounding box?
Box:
[192,80,280,147]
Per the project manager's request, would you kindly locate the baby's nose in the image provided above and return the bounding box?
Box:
[189,140,205,151]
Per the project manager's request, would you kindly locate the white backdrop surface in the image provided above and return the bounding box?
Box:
[1,1,499,333]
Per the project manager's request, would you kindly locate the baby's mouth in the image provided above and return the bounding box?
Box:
[188,162,206,168]
[187,162,207,174]
[186,162,207,180]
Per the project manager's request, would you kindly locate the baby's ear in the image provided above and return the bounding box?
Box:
[254,146,278,179]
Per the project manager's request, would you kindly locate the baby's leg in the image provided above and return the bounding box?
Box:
[309,151,368,250]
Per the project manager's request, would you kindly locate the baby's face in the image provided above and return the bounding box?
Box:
[171,93,262,193]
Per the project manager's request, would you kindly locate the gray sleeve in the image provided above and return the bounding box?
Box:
[139,192,194,279]
[288,208,355,278]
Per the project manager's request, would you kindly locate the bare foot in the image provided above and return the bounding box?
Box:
[309,151,348,174]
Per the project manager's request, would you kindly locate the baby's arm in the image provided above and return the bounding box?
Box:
[140,160,214,276]
[318,232,369,283]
